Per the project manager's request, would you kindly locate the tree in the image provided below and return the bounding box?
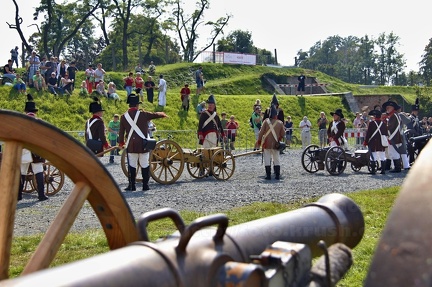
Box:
[375,32,406,85]
[172,0,230,62]
[6,0,35,56]
[419,38,432,86]
[31,0,100,58]
[217,30,254,54]
[358,35,376,84]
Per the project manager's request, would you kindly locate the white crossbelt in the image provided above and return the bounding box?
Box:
[202,111,217,128]
[388,114,400,140]
[124,111,148,148]
[86,119,99,140]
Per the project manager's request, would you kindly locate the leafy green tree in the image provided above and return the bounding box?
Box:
[375,32,406,85]
[171,0,230,62]
[419,38,432,86]
[217,30,254,54]
[358,35,376,84]
[31,0,100,58]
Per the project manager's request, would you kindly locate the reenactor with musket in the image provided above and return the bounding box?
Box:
[406,98,423,164]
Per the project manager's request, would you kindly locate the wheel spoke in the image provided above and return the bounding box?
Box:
[23,182,91,274]
[0,142,23,280]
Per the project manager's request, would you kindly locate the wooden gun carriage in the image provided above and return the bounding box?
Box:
[120,139,261,184]
[301,144,372,175]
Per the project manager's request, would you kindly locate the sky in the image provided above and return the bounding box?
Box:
[2,0,430,72]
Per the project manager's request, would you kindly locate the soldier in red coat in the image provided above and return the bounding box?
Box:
[197,94,224,148]
[85,97,110,155]
[118,94,168,191]
[363,110,388,174]
[327,109,347,148]
[382,100,403,173]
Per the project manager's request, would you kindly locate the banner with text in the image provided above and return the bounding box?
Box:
[223,52,256,65]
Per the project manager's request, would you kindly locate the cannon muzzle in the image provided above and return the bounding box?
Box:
[2,193,364,287]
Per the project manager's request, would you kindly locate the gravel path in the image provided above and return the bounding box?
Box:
[14,149,405,236]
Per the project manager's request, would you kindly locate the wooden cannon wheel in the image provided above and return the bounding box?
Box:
[210,149,235,180]
[0,110,138,280]
[324,146,347,176]
[301,144,321,173]
[22,163,65,196]
[149,139,184,184]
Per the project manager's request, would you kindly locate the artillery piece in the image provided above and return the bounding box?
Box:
[1,109,432,286]
[301,145,372,175]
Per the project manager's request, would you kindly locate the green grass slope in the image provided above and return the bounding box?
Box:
[0,63,420,146]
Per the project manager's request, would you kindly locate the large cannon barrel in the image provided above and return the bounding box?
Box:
[2,193,364,287]
[409,133,432,143]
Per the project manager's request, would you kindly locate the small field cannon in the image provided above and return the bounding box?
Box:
[121,139,261,184]
[301,145,372,175]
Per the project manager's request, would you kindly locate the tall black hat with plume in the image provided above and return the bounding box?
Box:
[89,96,105,113]
[412,98,420,111]
[24,94,38,113]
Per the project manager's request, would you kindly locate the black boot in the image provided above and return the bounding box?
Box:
[125,167,136,191]
[35,172,48,201]
[380,161,386,174]
[385,159,392,171]
[274,165,281,180]
[265,166,271,180]
[370,161,376,175]
[390,159,401,173]
[142,167,150,191]
[18,175,26,201]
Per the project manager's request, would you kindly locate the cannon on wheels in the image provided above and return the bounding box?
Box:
[301,144,372,175]
[121,139,260,184]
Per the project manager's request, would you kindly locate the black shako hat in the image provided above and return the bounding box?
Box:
[127,93,142,106]
[206,94,216,104]
[382,100,401,111]
[368,109,382,118]
[412,97,420,111]
[330,108,344,119]
[25,94,38,112]
[89,96,105,113]
[271,93,279,106]
[269,104,278,118]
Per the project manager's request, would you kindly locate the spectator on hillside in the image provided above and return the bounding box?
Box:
[85,64,95,93]
[96,80,107,97]
[157,74,167,107]
[297,73,306,96]
[144,76,156,103]
[253,99,262,111]
[195,66,204,96]
[28,51,40,87]
[39,56,47,78]
[123,72,134,96]
[79,80,88,97]
[10,46,19,68]
[32,70,46,92]
[94,63,106,86]
[135,72,144,102]
[67,61,78,90]
[4,59,15,74]
[180,83,191,111]
[107,82,120,101]
[44,56,56,83]
[56,59,68,86]
[353,112,362,144]
[47,72,59,95]
[13,74,26,94]
[148,61,156,76]
[135,63,144,74]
